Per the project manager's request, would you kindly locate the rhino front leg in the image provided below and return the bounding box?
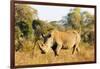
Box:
[56,43,62,56]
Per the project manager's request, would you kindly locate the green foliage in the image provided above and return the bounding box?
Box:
[15,4,37,23]
[80,11,95,44]
[81,11,94,26]
[50,21,65,31]
[61,8,95,44]
[68,8,81,25]
[81,30,95,44]
[15,4,38,51]
[15,4,38,39]
[62,8,81,32]
[16,21,29,38]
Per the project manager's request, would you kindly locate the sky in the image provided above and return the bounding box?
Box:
[29,4,94,21]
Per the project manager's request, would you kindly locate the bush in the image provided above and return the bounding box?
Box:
[81,30,95,45]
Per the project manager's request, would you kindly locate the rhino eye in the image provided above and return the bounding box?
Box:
[47,34,51,38]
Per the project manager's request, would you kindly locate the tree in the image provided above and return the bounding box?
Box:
[61,8,81,32]
[81,11,94,26]
[15,4,38,38]
[15,4,38,51]
[16,21,29,37]
[60,7,95,44]
[81,11,95,44]
[67,8,81,30]
[15,4,38,23]
[50,21,65,31]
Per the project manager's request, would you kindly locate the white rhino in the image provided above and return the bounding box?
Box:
[39,29,81,56]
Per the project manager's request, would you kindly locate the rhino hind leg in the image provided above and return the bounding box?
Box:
[76,47,80,53]
[72,44,80,54]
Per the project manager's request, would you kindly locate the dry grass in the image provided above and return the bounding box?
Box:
[15,41,95,66]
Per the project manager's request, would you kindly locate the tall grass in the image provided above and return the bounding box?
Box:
[15,40,95,66]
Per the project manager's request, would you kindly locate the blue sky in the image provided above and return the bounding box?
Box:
[30,4,94,21]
